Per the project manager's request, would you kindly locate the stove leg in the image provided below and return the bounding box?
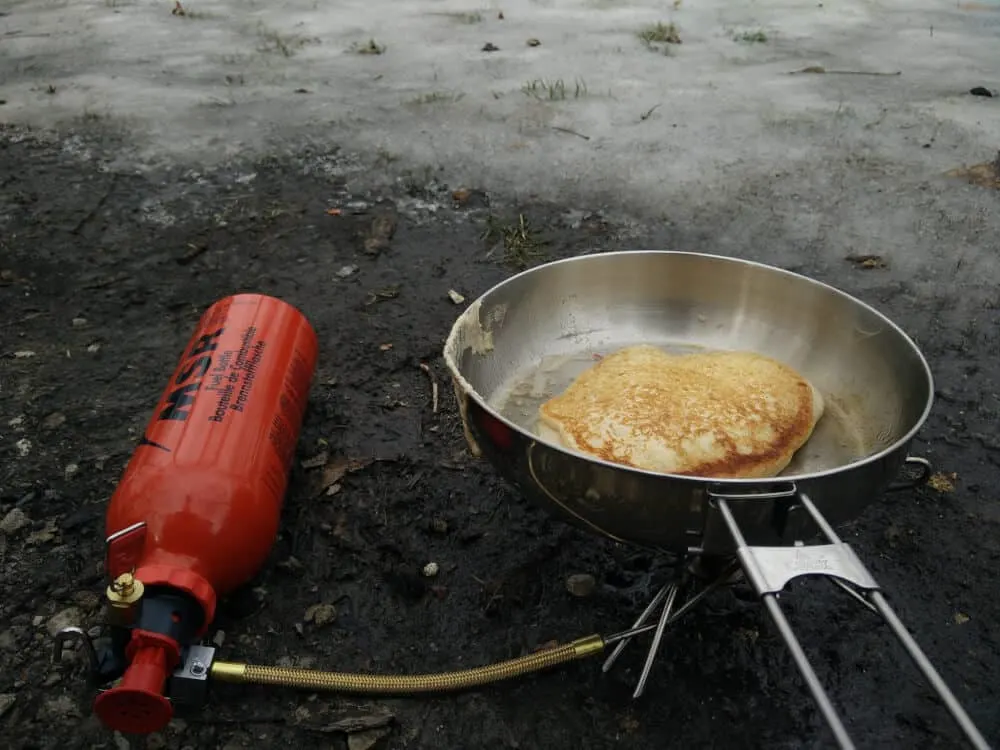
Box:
[601,584,671,674]
[632,583,680,699]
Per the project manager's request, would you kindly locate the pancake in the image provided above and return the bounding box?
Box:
[537,345,825,479]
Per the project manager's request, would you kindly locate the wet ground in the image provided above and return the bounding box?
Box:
[1,123,999,750]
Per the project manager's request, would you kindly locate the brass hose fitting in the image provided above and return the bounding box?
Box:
[210,634,605,694]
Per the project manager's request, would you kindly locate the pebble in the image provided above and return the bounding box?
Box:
[146,735,167,750]
[336,264,359,279]
[43,694,81,720]
[348,728,391,750]
[32,615,44,627]
[430,518,449,534]
[304,603,336,627]
[46,607,84,638]
[72,591,101,612]
[212,630,226,648]
[277,555,304,572]
[87,343,101,353]
[113,731,130,750]
[72,317,88,328]
[565,573,597,598]
[422,562,439,578]
[0,694,15,720]
[64,463,80,479]
[0,507,30,535]
[15,438,31,458]
[42,411,66,429]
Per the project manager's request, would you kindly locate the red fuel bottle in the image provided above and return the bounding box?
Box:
[93,294,318,734]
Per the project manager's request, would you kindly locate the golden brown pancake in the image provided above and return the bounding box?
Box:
[537,345,825,478]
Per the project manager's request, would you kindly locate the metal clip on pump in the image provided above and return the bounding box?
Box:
[709,485,992,750]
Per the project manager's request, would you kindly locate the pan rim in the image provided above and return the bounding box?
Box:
[443,250,936,486]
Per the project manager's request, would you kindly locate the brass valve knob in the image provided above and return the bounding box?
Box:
[106,572,144,626]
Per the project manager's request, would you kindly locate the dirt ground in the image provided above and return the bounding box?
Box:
[1,124,999,750]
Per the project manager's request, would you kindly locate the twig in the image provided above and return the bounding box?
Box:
[82,272,130,290]
[639,104,661,121]
[419,362,439,413]
[177,243,208,265]
[551,126,590,140]
[70,174,117,235]
[788,66,902,76]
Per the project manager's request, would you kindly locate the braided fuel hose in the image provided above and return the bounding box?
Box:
[210,634,605,694]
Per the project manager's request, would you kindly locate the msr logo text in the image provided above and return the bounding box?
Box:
[158,328,225,422]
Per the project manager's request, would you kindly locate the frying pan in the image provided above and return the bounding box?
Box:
[443,250,932,553]
[442,251,990,750]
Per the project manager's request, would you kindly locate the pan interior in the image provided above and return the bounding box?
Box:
[446,252,933,481]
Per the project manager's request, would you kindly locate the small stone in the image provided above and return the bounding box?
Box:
[422,562,439,578]
[0,694,15,719]
[348,728,391,750]
[32,615,44,627]
[72,591,101,612]
[0,507,30,535]
[64,463,80,479]
[26,521,57,546]
[300,451,328,470]
[15,439,31,458]
[146,735,167,750]
[43,412,66,429]
[336,264,360,279]
[527,38,541,46]
[277,556,304,572]
[565,573,597,598]
[212,630,226,648]
[13,351,36,359]
[71,317,88,328]
[954,612,970,625]
[43,694,82,720]
[46,607,84,638]
[447,289,465,305]
[8,415,24,428]
[970,86,994,97]
[430,518,448,534]
[87,343,101,353]
[43,672,62,687]
[304,603,336,627]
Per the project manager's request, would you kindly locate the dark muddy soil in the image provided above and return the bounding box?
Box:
[1,126,998,750]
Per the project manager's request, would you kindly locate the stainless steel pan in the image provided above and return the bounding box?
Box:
[443,251,990,750]
[444,250,932,554]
